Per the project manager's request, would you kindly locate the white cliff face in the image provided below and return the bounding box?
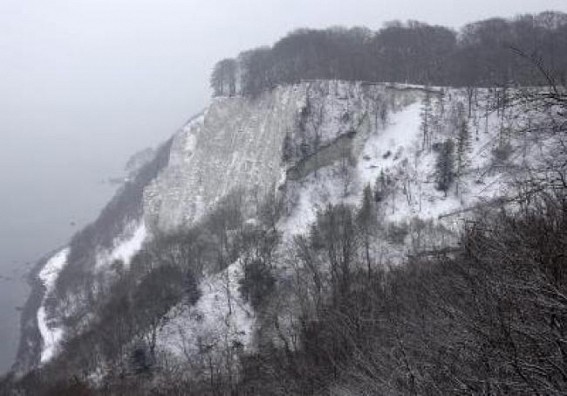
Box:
[143,87,301,232]
[27,80,550,373]
[143,81,418,232]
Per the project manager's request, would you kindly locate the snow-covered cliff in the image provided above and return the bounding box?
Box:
[16,80,545,378]
[143,81,415,232]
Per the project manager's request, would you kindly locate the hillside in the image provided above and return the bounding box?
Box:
[3,74,565,395]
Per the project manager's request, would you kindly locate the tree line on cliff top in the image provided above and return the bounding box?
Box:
[211,11,567,97]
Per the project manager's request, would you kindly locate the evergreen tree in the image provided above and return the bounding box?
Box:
[435,139,455,196]
[455,103,471,194]
[420,91,433,149]
[374,169,390,203]
[431,91,446,139]
[357,185,377,273]
[281,133,293,162]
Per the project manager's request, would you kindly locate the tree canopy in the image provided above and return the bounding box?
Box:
[211,12,567,97]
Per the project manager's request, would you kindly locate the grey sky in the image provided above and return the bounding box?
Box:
[0,0,565,374]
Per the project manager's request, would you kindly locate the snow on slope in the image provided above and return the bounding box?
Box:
[107,222,147,267]
[156,261,254,374]
[279,87,532,253]
[34,222,149,367]
[358,102,423,184]
[279,101,425,238]
[142,84,559,386]
[37,248,69,364]
[30,81,546,378]
[96,221,147,269]
[356,100,465,224]
[143,81,416,233]
[36,221,149,365]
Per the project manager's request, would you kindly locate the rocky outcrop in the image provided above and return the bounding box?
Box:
[15,80,425,372]
[143,80,419,232]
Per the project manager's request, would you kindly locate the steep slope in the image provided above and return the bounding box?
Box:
[143,81,414,232]
[14,80,547,385]
[14,139,173,374]
[147,82,551,387]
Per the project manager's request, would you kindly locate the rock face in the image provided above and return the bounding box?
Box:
[19,80,496,373]
[143,81,417,232]
[13,80,422,374]
[143,87,297,232]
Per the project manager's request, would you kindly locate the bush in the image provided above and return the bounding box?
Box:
[239,260,275,310]
[492,142,513,163]
[386,221,409,244]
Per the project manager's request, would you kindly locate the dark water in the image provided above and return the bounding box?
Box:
[0,262,29,375]
[0,1,211,372]
[0,162,117,374]
[0,111,186,375]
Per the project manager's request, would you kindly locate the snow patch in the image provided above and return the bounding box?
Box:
[96,221,147,269]
[279,88,532,248]
[279,165,349,238]
[109,222,147,266]
[358,102,422,186]
[157,261,254,368]
[279,102,425,239]
[37,248,69,364]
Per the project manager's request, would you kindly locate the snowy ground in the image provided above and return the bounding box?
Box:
[279,101,428,238]
[156,260,254,374]
[33,82,552,378]
[37,221,148,365]
[279,87,534,250]
[95,220,147,270]
[37,248,69,364]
